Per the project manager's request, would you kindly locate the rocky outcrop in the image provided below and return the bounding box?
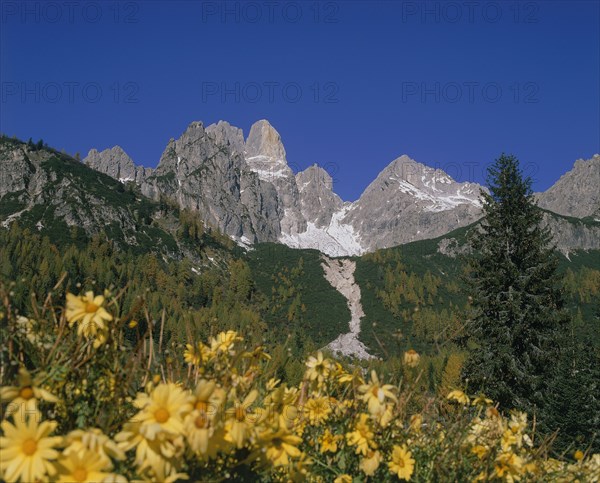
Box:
[542,212,600,254]
[536,155,600,219]
[244,120,306,236]
[84,146,151,183]
[140,121,281,243]
[296,165,343,228]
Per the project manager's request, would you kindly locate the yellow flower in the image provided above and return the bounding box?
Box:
[319,429,342,454]
[305,351,332,384]
[334,475,352,483]
[471,445,489,459]
[115,420,173,477]
[184,380,225,455]
[184,342,212,366]
[358,370,397,416]
[360,449,382,476]
[260,427,303,467]
[303,397,332,426]
[409,414,422,433]
[210,330,240,355]
[65,291,113,346]
[319,429,343,453]
[133,382,192,440]
[56,449,112,482]
[447,389,470,405]
[494,451,524,481]
[346,414,375,456]
[0,414,62,483]
[225,389,259,448]
[0,367,58,416]
[388,444,415,481]
[574,450,584,461]
[63,428,125,468]
[403,349,420,368]
[472,394,493,406]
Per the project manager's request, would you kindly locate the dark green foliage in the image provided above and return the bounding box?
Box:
[462,154,570,417]
[246,243,350,349]
[542,336,600,453]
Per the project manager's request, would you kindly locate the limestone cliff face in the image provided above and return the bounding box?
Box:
[140,121,281,243]
[244,120,306,236]
[84,146,151,183]
[296,165,343,228]
[536,154,600,219]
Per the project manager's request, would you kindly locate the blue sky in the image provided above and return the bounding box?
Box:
[1,0,599,201]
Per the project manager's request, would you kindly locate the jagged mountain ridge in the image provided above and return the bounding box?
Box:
[83,120,486,256]
[82,120,600,256]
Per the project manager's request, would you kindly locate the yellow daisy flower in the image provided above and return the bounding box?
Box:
[63,428,125,468]
[388,444,415,481]
[225,389,259,448]
[260,427,303,467]
[360,449,382,476]
[403,349,421,368]
[447,389,470,405]
[133,382,192,440]
[0,414,62,483]
[305,351,332,384]
[65,291,113,345]
[358,370,397,416]
[346,413,375,456]
[56,449,112,482]
[0,367,58,416]
[210,330,240,355]
[184,342,212,366]
[303,396,332,426]
[319,429,342,454]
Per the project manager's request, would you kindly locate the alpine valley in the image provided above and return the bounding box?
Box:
[1,120,599,365]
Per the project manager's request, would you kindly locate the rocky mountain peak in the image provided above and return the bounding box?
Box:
[84,145,148,183]
[296,164,335,191]
[537,154,600,219]
[206,121,245,155]
[296,165,343,229]
[245,119,287,162]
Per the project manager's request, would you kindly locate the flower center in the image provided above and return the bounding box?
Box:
[85,302,99,313]
[195,401,208,412]
[73,467,88,482]
[397,457,405,468]
[154,408,170,423]
[235,406,246,422]
[194,415,208,428]
[19,386,34,400]
[22,438,37,455]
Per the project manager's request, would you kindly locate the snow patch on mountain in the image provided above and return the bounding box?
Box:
[279,205,364,257]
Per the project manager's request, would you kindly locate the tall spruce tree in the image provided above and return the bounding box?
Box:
[463,154,569,416]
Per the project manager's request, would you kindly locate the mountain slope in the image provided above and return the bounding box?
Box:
[537,154,600,219]
[0,136,235,263]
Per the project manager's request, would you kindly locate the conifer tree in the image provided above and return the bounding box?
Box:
[463,154,569,417]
